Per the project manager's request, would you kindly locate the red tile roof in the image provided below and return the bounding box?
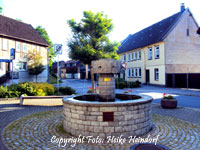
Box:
[0,15,49,47]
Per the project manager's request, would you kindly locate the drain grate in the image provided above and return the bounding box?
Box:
[131,143,169,150]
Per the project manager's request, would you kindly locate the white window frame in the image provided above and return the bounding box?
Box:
[37,46,40,53]
[23,43,26,53]
[148,47,152,60]
[133,68,137,77]
[16,42,20,52]
[123,54,126,62]
[128,68,131,77]
[155,68,159,81]
[131,68,134,77]
[137,51,141,60]
[137,68,141,77]
[154,45,159,59]
[3,39,8,50]
[18,62,27,71]
[0,62,3,70]
[133,52,137,60]
[127,53,130,61]
[131,52,134,60]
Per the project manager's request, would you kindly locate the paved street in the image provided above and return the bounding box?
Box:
[56,79,200,109]
[0,79,200,149]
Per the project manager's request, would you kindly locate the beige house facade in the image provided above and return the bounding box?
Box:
[118,5,200,88]
[0,15,49,83]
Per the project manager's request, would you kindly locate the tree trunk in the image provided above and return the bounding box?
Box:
[36,75,37,83]
[89,64,95,93]
[85,64,88,79]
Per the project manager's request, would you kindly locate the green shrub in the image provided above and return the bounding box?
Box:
[0,82,55,98]
[115,78,141,89]
[0,86,21,98]
[57,86,76,95]
[16,83,36,96]
[36,89,46,96]
[30,82,55,96]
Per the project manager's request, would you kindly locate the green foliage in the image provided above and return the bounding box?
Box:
[0,82,55,98]
[27,49,45,82]
[36,89,46,96]
[35,26,55,67]
[0,6,2,14]
[115,78,141,89]
[67,10,120,65]
[30,82,55,96]
[56,86,76,95]
[163,95,174,99]
[0,86,20,98]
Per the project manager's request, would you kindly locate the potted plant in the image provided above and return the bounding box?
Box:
[161,93,177,108]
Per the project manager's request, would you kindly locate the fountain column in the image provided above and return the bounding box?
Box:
[91,59,121,101]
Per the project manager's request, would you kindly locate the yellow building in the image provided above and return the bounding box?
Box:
[118,4,200,88]
[0,15,49,83]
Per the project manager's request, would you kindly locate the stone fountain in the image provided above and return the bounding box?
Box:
[63,59,153,139]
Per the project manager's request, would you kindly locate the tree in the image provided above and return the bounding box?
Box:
[27,49,45,82]
[35,26,55,67]
[67,11,120,91]
[0,6,3,14]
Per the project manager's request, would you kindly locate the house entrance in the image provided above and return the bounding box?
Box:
[146,70,150,84]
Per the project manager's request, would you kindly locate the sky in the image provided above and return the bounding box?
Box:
[0,0,200,61]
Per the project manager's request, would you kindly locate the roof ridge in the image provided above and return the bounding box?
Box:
[159,11,185,41]
[0,14,31,26]
[0,14,49,47]
[118,10,184,54]
[132,11,182,39]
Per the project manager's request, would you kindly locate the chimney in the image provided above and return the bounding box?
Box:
[180,3,185,12]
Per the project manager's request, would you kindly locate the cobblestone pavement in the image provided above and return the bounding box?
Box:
[1,110,200,150]
[1,100,200,150]
[0,100,62,150]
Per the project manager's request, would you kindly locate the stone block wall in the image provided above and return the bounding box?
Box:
[98,74,115,101]
[63,99,153,139]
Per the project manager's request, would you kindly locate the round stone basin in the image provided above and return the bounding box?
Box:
[63,94,153,139]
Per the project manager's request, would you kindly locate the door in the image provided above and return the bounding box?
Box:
[5,62,11,77]
[146,70,150,84]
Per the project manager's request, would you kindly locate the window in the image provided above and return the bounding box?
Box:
[37,46,40,53]
[23,43,26,53]
[16,42,20,52]
[19,62,27,70]
[187,29,189,36]
[137,68,141,77]
[148,47,152,60]
[128,68,131,77]
[3,39,8,50]
[131,52,134,60]
[127,53,130,61]
[131,68,134,77]
[138,51,141,60]
[0,62,3,70]
[155,46,159,59]
[133,52,137,60]
[155,68,159,80]
[123,55,126,62]
[133,68,137,77]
